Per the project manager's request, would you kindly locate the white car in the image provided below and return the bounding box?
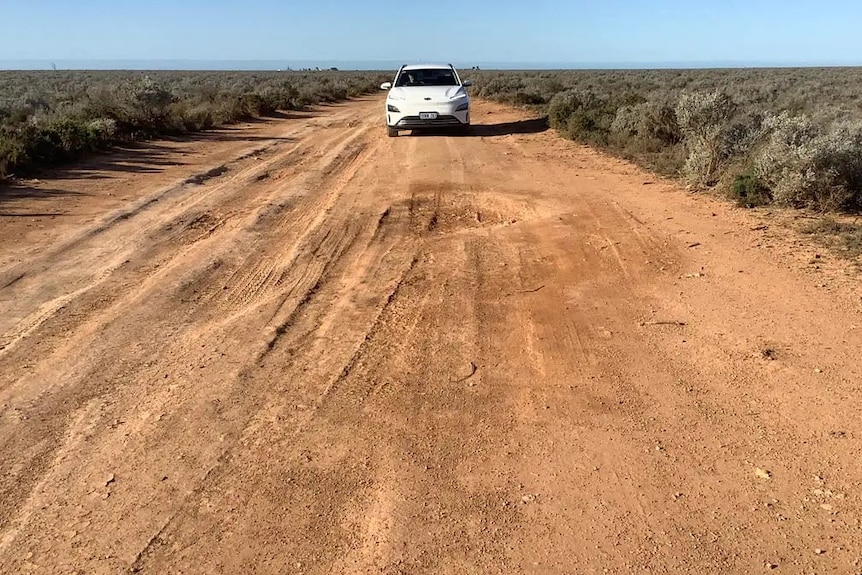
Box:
[380,64,472,137]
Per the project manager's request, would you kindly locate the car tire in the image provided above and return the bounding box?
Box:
[387,126,398,138]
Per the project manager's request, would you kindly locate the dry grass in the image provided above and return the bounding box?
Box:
[800,216,862,259]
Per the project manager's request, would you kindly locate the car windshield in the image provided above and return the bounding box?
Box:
[395,69,459,87]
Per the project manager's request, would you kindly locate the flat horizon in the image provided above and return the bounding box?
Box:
[3,59,862,72]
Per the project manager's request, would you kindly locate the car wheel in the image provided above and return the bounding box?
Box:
[387,126,399,138]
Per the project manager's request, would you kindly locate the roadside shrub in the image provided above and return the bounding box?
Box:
[258,82,300,110]
[611,99,681,145]
[610,104,641,137]
[675,91,737,186]
[639,99,682,145]
[548,89,591,129]
[0,129,27,176]
[722,111,768,159]
[754,113,862,211]
[241,93,275,116]
[730,172,772,207]
[511,92,546,106]
[122,76,175,131]
[296,86,324,107]
[476,75,526,101]
[176,105,215,131]
[87,118,118,141]
[548,89,615,145]
[0,70,386,180]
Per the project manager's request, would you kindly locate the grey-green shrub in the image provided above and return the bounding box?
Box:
[675,91,737,186]
[754,112,862,210]
[547,89,614,145]
[611,99,681,145]
[0,70,387,179]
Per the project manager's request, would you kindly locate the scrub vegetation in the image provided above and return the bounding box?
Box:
[465,67,862,213]
[0,70,387,180]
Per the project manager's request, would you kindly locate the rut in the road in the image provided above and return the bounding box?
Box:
[4,98,862,575]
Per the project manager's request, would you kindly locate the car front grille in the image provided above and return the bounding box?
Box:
[396,115,464,128]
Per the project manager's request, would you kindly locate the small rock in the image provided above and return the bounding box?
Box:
[755,468,772,480]
[815,548,826,555]
[104,474,116,487]
[765,562,778,569]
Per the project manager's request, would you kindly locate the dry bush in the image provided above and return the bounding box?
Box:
[675,91,737,186]
[464,67,862,212]
[754,113,862,211]
[0,70,387,179]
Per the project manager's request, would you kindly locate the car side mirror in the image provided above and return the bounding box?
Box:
[380,82,392,90]
[462,80,473,87]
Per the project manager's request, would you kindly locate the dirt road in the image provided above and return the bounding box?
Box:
[1,96,861,574]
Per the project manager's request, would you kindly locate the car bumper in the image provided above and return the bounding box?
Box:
[392,114,469,128]
[386,102,470,128]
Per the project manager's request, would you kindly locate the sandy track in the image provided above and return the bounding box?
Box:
[1,97,861,574]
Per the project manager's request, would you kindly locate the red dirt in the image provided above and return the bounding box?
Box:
[1,97,861,574]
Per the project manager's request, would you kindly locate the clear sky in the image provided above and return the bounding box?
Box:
[2,0,861,68]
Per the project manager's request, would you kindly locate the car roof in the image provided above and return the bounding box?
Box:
[401,64,455,71]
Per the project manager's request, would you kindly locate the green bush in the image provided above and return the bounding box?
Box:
[731,173,772,207]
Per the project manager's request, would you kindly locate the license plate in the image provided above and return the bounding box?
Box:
[419,112,438,120]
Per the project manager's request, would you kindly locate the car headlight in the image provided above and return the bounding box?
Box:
[455,102,469,112]
[387,104,400,113]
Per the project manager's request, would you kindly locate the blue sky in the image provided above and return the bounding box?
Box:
[1,0,861,68]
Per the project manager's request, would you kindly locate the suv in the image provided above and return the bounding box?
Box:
[380,64,472,137]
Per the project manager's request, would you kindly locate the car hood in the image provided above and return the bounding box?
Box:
[388,86,467,102]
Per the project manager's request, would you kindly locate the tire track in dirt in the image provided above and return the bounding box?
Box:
[3,98,862,575]
[0,105,369,359]
[0,100,384,553]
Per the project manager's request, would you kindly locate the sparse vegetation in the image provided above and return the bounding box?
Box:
[464,67,862,213]
[8,67,862,217]
[0,70,387,179]
[800,216,862,258]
